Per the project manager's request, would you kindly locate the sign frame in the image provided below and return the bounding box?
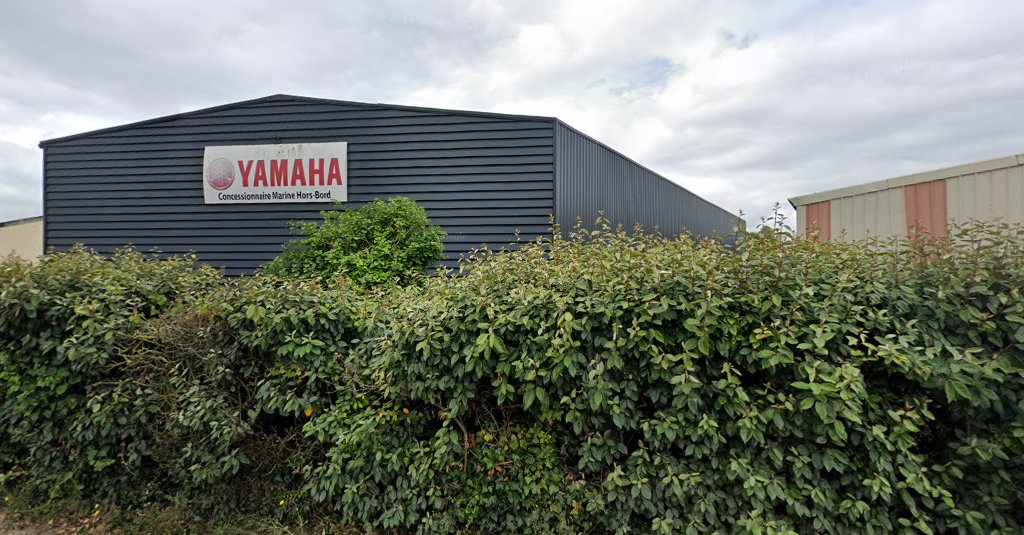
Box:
[202,142,348,204]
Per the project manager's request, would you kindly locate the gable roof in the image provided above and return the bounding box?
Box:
[38,94,557,147]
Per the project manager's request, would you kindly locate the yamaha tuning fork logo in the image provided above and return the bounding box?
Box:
[205,158,235,191]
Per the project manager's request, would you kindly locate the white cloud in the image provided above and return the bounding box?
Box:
[3,0,1024,226]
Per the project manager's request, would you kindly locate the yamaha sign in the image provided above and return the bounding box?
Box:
[202,142,348,204]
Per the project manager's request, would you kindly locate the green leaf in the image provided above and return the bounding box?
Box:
[523,387,536,410]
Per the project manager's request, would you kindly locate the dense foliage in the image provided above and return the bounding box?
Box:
[263,197,446,287]
[1,221,1022,534]
[0,248,221,499]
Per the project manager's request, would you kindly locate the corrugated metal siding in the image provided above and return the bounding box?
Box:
[43,96,556,274]
[946,164,1024,225]
[553,122,738,240]
[795,153,1024,238]
[803,201,831,240]
[904,180,948,238]
[829,187,905,241]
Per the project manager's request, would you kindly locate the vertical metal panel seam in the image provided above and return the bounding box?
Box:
[41,148,48,253]
[552,120,559,231]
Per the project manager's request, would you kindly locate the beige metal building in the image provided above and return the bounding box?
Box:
[789,153,1024,240]
[0,216,44,260]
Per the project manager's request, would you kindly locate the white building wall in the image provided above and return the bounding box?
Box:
[796,205,807,234]
[0,218,43,260]
[946,164,1024,225]
[829,188,905,241]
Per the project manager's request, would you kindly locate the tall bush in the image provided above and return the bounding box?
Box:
[2,222,1022,534]
[113,275,364,519]
[263,197,446,287]
[0,248,220,500]
[317,221,1023,533]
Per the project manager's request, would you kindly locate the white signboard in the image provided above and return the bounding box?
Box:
[202,142,348,204]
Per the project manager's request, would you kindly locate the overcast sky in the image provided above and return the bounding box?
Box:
[4,0,1024,226]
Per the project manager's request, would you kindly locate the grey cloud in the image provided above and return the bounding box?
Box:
[3,0,1024,227]
[0,142,41,222]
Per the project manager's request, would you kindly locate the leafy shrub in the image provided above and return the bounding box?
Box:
[263,197,446,287]
[2,221,1023,535]
[0,248,363,517]
[0,248,220,500]
[328,220,1023,534]
[115,275,364,520]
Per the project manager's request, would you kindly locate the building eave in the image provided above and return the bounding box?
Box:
[789,153,1024,207]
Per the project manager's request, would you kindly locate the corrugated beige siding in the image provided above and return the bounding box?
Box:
[0,219,43,260]
[946,165,1024,224]
[829,187,905,241]
[791,152,1024,237]
[904,180,947,238]
[803,201,831,239]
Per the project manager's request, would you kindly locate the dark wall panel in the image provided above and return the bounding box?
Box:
[43,97,556,275]
[554,122,739,240]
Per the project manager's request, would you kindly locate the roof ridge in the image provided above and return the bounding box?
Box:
[39,95,556,147]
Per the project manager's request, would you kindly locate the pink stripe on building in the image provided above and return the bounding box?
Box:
[904,180,947,238]
[804,200,831,240]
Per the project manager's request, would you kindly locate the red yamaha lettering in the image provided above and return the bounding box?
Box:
[327,158,342,185]
[291,159,306,186]
[203,143,348,204]
[237,160,253,188]
[270,160,288,187]
[253,160,268,187]
[309,158,325,186]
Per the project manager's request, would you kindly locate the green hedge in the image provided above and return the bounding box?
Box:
[0,248,221,499]
[1,223,1023,534]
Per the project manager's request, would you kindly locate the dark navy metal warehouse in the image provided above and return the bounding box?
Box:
[40,95,739,275]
